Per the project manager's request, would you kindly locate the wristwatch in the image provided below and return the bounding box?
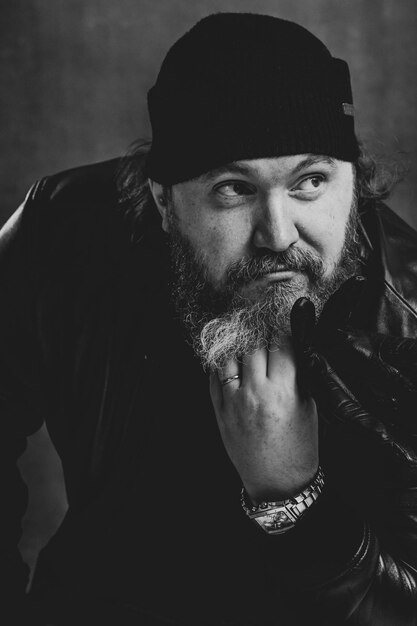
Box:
[240,467,325,535]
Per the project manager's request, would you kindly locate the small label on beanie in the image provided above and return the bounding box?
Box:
[342,103,354,116]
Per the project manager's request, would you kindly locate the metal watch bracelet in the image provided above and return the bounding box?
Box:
[240,467,325,535]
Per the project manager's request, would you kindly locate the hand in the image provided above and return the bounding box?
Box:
[290,278,417,469]
[291,275,417,433]
[320,330,417,434]
[290,275,366,370]
[209,341,319,503]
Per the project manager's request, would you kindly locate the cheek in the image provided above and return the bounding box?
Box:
[181,214,251,283]
[324,211,347,252]
[301,196,352,268]
[324,203,353,265]
[200,223,249,281]
[172,189,254,281]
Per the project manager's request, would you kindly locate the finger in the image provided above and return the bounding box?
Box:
[321,379,413,463]
[217,358,241,393]
[345,332,417,428]
[218,357,240,382]
[241,347,267,385]
[309,351,415,465]
[312,354,393,441]
[333,330,417,390]
[267,341,296,381]
[290,297,316,360]
[317,331,417,434]
[326,330,417,398]
[318,275,366,332]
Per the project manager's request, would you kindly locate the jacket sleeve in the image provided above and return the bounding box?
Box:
[0,183,47,617]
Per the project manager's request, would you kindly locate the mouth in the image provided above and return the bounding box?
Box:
[239,270,300,299]
[257,270,297,282]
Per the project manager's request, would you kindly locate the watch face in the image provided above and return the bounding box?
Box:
[254,508,294,533]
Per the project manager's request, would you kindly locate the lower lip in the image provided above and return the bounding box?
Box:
[259,271,297,282]
[240,271,299,298]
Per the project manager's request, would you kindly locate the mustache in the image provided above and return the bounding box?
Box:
[225,247,325,286]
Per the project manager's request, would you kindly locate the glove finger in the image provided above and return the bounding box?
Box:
[335,331,417,375]
[290,297,316,358]
[311,353,413,461]
[290,298,317,398]
[326,330,417,426]
[318,275,367,333]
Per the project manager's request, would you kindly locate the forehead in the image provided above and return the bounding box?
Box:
[190,154,352,189]
[198,154,340,184]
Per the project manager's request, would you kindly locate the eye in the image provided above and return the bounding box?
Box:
[291,174,326,194]
[214,181,255,198]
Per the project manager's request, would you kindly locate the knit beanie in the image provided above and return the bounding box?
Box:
[146,13,359,184]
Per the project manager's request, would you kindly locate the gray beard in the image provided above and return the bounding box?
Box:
[168,203,362,371]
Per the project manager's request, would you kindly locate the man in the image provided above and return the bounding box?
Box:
[2,12,417,626]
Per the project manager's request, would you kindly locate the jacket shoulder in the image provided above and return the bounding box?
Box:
[22,158,131,269]
[33,157,122,211]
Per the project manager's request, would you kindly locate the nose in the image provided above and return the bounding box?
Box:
[253,192,299,252]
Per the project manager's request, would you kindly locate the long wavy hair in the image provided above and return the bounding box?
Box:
[116,139,404,231]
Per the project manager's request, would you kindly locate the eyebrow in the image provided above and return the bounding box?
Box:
[200,163,253,182]
[200,155,337,182]
[291,155,337,175]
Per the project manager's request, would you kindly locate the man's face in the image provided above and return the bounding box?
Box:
[152,154,361,369]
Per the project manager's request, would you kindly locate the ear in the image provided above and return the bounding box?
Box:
[148,179,171,232]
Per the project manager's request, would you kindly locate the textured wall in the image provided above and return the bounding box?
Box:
[1,0,416,575]
[1,0,417,226]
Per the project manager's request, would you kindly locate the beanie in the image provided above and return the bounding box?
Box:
[145,13,359,184]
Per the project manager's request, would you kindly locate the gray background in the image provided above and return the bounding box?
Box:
[1,0,416,575]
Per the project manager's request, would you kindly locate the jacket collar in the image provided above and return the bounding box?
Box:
[358,201,417,336]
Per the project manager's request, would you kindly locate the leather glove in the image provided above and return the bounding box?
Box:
[291,276,417,436]
[290,277,417,471]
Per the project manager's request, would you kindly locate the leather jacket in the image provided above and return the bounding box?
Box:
[1,158,417,625]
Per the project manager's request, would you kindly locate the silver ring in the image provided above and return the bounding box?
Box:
[221,375,240,386]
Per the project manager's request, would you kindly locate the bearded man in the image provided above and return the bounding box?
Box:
[2,12,417,626]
